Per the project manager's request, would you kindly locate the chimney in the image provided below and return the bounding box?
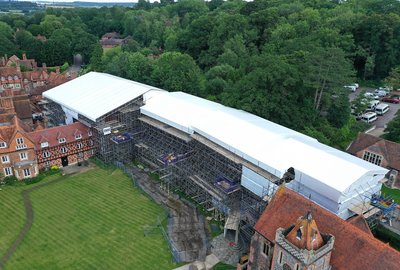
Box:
[42,63,47,71]
[16,63,21,73]
[56,67,60,74]
[1,57,4,66]
[22,53,27,60]
[5,54,8,62]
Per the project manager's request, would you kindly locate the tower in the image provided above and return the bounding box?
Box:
[270,211,335,270]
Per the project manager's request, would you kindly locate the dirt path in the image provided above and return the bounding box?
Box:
[0,176,66,270]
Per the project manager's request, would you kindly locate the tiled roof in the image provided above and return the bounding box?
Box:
[254,187,400,270]
[347,215,373,236]
[14,99,32,120]
[0,116,31,145]
[285,212,325,250]
[28,122,91,149]
[347,133,400,171]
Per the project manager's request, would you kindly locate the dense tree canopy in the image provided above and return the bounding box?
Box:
[1,0,399,148]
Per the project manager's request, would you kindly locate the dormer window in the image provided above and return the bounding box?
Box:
[41,142,49,148]
[296,229,302,240]
[75,134,82,140]
[88,130,92,136]
[59,138,66,143]
[0,141,6,148]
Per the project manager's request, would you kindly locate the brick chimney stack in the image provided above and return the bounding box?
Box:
[42,63,47,71]
[16,63,21,73]
[56,67,60,74]
[22,53,27,60]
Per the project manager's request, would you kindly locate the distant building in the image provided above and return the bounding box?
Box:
[0,115,38,180]
[28,122,95,169]
[248,187,400,270]
[100,32,131,49]
[347,133,400,187]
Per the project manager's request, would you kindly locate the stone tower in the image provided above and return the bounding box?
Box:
[270,211,335,270]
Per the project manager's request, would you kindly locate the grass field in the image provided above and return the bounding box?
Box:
[382,185,400,203]
[0,167,178,269]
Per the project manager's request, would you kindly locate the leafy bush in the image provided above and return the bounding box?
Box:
[1,176,18,186]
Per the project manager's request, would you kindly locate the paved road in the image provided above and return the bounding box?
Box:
[349,87,400,130]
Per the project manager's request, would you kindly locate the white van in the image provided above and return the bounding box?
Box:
[375,103,390,115]
[367,100,380,111]
[361,112,378,123]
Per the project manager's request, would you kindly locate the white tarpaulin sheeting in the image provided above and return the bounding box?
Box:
[44,72,162,122]
[141,91,388,208]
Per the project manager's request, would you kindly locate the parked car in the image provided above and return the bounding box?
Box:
[344,85,356,92]
[364,92,379,100]
[374,89,389,97]
[375,103,390,115]
[360,112,378,124]
[381,96,400,104]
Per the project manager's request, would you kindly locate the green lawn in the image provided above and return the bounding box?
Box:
[381,185,400,203]
[0,167,178,269]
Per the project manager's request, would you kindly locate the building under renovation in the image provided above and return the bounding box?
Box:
[43,72,389,242]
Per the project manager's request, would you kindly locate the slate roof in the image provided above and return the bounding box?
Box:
[254,187,400,270]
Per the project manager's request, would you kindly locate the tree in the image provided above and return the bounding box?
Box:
[383,112,400,143]
[385,66,400,90]
[151,52,204,94]
[302,47,355,111]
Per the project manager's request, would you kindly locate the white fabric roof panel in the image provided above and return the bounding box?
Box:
[43,72,161,122]
[141,91,388,196]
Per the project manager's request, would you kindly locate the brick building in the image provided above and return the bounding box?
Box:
[28,122,95,169]
[347,133,400,187]
[0,115,38,179]
[248,187,400,270]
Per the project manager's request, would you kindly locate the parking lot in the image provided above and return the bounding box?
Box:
[349,87,400,134]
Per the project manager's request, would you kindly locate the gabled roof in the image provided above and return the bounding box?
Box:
[28,122,91,149]
[254,187,400,270]
[43,72,162,122]
[348,133,400,171]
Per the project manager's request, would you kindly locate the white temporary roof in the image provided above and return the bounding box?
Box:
[141,91,388,198]
[43,72,161,122]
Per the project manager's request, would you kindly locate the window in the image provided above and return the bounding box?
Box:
[88,130,92,136]
[16,138,24,144]
[20,152,28,160]
[0,141,6,148]
[60,147,67,154]
[41,142,49,148]
[75,134,82,140]
[262,242,270,256]
[362,151,383,166]
[1,155,9,163]
[77,143,83,149]
[45,161,51,167]
[283,264,291,270]
[296,229,302,240]
[89,140,94,146]
[294,264,300,270]
[78,152,83,158]
[278,250,283,265]
[59,138,66,143]
[4,167,12,176]
[42,151,50,158]
[23,168,31,177]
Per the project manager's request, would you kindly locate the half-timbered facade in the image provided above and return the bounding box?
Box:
[28,122,95,169]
